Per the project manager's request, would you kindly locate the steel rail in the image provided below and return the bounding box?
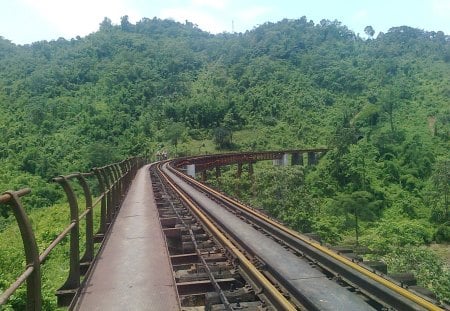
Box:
[157,163,296,311]
[153,166,234,310]
[167,161,444,311]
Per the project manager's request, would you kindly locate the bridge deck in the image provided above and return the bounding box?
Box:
[74,165,179,311]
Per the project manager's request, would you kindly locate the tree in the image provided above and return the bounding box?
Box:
[364,26,375,38]
[335,191,378,246]
[213,127,233,149]
[99,17,113,31]
[166,122,185,154]
[430,160,449,222]
[87,143,116,168]
[120,15,132,32]
[342,141,378,191]
[381,88,399,133]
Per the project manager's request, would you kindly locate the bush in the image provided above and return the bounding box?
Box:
[434,223,450,243]
[361,218,433,254]
[383,247,450,304]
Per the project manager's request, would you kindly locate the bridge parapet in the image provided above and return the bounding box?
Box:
[0,157,146,310]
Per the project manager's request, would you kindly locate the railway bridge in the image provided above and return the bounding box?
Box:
[0,150,446,311]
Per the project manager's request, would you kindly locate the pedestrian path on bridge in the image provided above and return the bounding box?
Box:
[73,165,179,310]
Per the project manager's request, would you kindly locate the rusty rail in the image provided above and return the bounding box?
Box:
[0,157,146,310]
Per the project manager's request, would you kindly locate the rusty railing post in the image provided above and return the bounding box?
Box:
[93,168,107,239]
[100,167,113,225]
[111,164,121,209]
[54,176,80,306]
[114,164,123,200]
[106,165,118,216]
[133,157,139,176]
[123,159,130,192]
[1,189,41,311]
[126,158,132,186]
[76,174,94,275]
[119,161,128,197]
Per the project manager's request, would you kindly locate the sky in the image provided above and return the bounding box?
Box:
[0,0,449,45]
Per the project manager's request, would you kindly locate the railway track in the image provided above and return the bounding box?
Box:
[153,161,446,311]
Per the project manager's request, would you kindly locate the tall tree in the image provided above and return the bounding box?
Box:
[364,25,375,38]
[431,160,450,222]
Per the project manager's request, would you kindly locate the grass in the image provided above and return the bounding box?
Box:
[429,243,450,266]
[0,193,103,310]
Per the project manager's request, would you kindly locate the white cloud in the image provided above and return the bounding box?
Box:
[18,0,140,39]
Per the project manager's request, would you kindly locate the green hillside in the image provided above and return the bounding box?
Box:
[0,16,449,305]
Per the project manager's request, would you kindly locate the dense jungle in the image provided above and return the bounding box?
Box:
[0,16,449,308]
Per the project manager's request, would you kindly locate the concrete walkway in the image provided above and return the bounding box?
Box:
[74,165,179,311]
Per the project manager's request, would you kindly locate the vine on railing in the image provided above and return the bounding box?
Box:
[0,157,147,310]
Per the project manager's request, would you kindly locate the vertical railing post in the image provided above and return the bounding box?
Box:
[122,160,128,191]
[111,164,121,208]
[2,189,41,311]
[106,165,117,216]
[54,176,80,306]
[114,164,123,200]
[130,158,135,177]
[100,168,112,225]
[133,157,139,176]
[76,174,94,275]
[93,168,106,239]
[126,158,132,186]
[119,161,128,197]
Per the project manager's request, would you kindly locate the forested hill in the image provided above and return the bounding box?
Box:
[0,16,449,301]
[0,16,448,207]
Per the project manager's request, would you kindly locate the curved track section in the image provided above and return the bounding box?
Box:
[160,163,377,311]
[159,159,445,311]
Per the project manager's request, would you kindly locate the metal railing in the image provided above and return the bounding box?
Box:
[0,157,146,310]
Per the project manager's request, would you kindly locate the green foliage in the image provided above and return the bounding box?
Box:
[383,247,450,304]
[434,223,450,243]
[360,218,434,254]
[0,202,72,310]
[0,16,449,304]
[429,160,449,223]
[213,127,233,149]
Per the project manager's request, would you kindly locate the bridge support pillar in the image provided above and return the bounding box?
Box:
[317,151,325,160]
[237,163,242,178]
[282,153,288,166]
[273,153,289,166]
[248,162,254,176]
[291,152,303,166]
[215,166,221,178]
[201,170,207,182]
[307,152,317,166]
[186,164,196,178]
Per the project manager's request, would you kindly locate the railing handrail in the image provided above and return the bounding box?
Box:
[0,157,147,310]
